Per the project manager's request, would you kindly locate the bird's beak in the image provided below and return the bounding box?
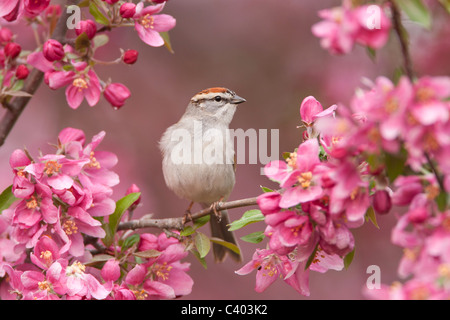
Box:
[231,95,246,105]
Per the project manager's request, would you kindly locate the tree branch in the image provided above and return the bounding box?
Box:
[0,0,77,147]
[117,196,259,231]
[389,0,415,81]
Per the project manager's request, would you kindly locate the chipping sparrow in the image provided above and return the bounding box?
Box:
[159,87,246,262]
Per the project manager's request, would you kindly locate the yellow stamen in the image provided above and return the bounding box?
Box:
[44,160,62,176]
[153,262,173,281]
[416,87,434,102]
[87,151,101,169]
[133,289,148,300]
[140,14,155,29]
[26,196,38,209]
[72,78,88,92]
[38,281,51,292]
[298,172,312,189]
[63,220,78,236]
[286,152,297,169]
[40,250,53,264]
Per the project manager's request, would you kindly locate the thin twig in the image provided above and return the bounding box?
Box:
[117,196,259,231]
[0,0,77,147]
[424,152,445,193]
[389,0,415,81]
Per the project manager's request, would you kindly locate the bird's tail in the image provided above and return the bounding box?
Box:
[201,204,242,263]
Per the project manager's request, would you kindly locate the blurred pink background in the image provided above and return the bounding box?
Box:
[1,0,449,299]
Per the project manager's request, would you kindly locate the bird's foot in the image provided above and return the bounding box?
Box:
[182,201,194,224]
[210,197,225,222]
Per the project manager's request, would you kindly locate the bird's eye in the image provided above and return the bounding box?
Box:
[214,96,222,102]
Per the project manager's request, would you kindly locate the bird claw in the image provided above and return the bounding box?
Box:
[210,199,224,222]
[182,201,194,225]
[182,210,192,225]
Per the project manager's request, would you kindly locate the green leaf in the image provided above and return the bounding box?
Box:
[92,34,109,49]
[74,32,91,52]
[384,148,407,183]
[122,234,140,250]
[344,248,355,270]
[365,206,380,229]
[260,185,274,193]
[103,192,141,247]
[89,1,109,26]
[193,214,210,229]
[209,237,241,255]
[304,243,319,270]
[180,215,211,236]
[240,231,265,244]
[435,190,448,212]
[228,209,265,231]
[85,254,115,266]
[397,0,432,29]
[194,232,211,258]
[282,152,291,160]
[0,185,17,214]
[133,249,162,259]
[180,225,195,237]
[366,46,377,62]
[190,248,207,269]
[159,31,174,53]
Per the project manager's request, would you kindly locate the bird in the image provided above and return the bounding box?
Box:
[159,87,246,262]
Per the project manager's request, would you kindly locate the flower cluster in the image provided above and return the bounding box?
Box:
[239,74,450,297]
[104,232,193,300]
[0,128,194,299]
[312,0,391,55]
[1,1,176,110]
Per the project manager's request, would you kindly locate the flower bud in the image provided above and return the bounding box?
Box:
[152,0,168,3]
[75,20,97,40]
[123,49,138,64]
[119,3,136,19]
[372,189,391,215]
[103,0,119,4]
[257,191,281,215]
[43,39,65,62]
[0,28,13,45]
[15,64,29,80]
[4,42,21,59]
[101,259,121,282]
[104,83,131,109]
[126,184,141,209]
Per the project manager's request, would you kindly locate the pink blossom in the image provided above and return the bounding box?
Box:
[264,139,323,208]
[47,62,101,109]
[133,2,176,47]
[236,248,309,295]
[300,96,337,126]
[101,259,121,283]
[312,2,391,55]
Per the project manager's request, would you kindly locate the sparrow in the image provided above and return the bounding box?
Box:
[159,87,246,262]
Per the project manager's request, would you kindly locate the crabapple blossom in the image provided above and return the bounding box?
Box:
[133,2,176,47]
[312,1,391,55]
